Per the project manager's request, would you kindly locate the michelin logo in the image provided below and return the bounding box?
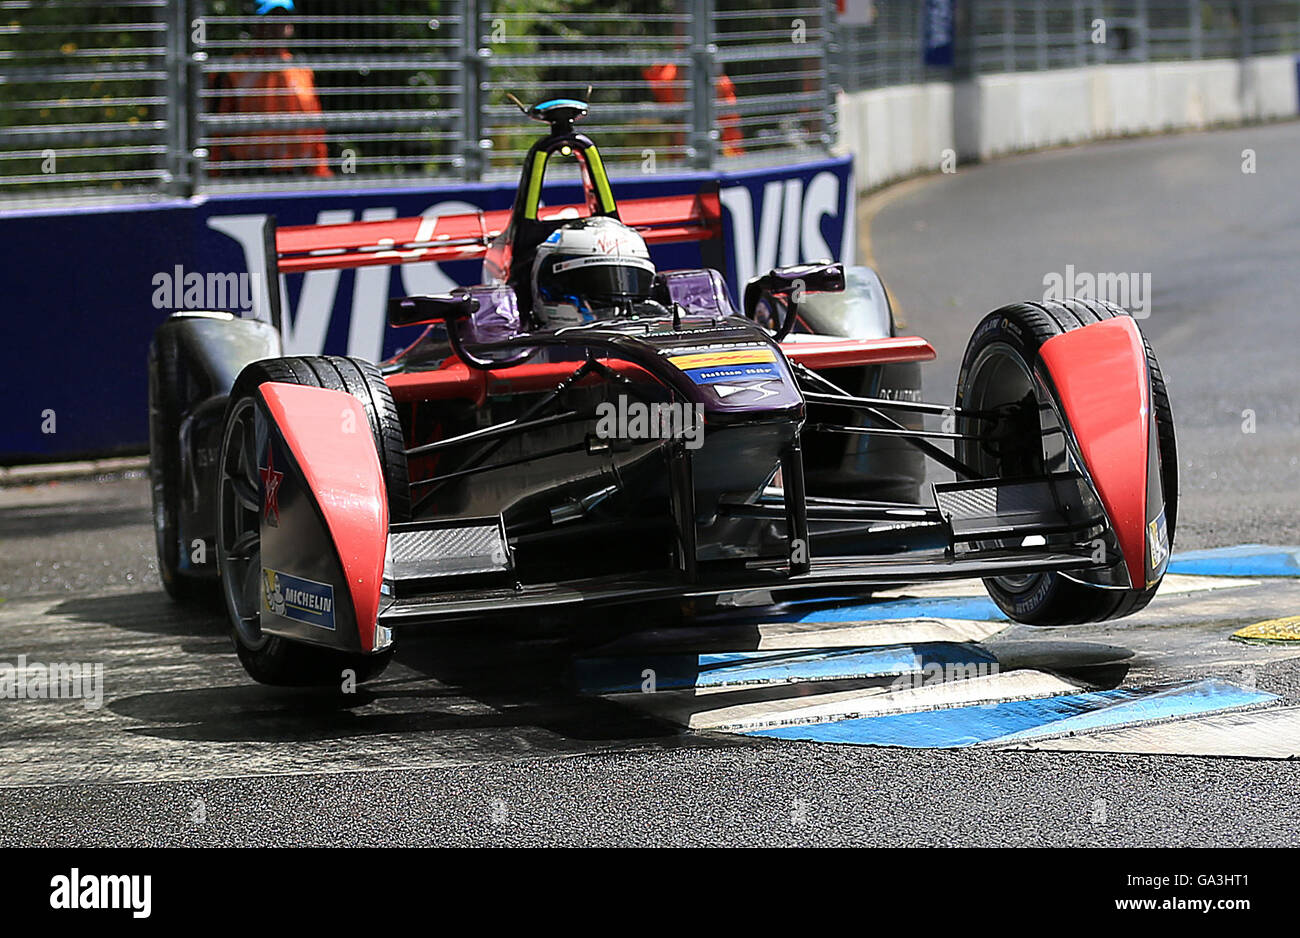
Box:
[263,569,336,631]
[1147,509,1170,585]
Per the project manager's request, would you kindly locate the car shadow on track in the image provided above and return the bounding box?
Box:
[106,679,685,748]
[53,590,229,656]
[0,501,151,539]
[69,593,705,751]
[52,590,1135,758]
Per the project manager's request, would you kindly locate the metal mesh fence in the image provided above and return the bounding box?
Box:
[1,0,836,202]
[4,0,1300,202]
[712,1,834,162]
[1251,0,1300,52]
[195,1,463,186]
[838,1,950,89]
[0,0,173,199]
[476,0,696,178]
[838,0,1300,91]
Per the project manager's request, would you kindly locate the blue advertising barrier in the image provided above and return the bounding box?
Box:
[0,155,853,460]
[923,0,956,68]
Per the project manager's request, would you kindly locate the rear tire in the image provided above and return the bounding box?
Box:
[148,328,217,603]
[955,298,1177,626]
[217,356,409,686]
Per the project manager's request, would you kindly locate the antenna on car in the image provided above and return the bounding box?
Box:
[507,90,593,135]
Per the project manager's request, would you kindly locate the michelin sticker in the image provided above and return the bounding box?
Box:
[1147,510,1170,585]
[263,568,336,631]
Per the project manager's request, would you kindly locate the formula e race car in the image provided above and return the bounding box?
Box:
[148,98,1177,686]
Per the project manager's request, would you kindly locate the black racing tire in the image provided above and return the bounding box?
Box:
[148,328,218,603]
[218,356,409,686]
[955,298,1177,626]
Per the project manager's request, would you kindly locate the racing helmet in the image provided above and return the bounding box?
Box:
[530,217,656,326]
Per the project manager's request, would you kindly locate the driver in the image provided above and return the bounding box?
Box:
[530,216,657,326]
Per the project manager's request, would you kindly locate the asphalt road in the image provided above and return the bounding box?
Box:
[868,120,1300,550]
[1,123,1298,847]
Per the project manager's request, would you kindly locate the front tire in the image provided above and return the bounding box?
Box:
[956,298,1177,626]
[217,356,409,686]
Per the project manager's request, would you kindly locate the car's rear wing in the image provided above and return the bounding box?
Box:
[270,187,724,275]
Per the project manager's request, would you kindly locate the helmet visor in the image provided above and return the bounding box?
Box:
[542,256,655,307]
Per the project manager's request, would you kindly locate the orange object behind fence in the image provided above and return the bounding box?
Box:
[210,49,333,177]
[643,63,744,158]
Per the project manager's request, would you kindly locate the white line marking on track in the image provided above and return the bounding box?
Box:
[626,669,1084,731]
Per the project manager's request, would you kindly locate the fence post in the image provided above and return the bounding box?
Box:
[190,0,209,193]
[689,0,716,170]
[1238,0,1253,59]
[1136,0,1149,62]
[165,0,193,196]
[912,0,924,85]
[460,0,484,182]
[821,0,838,151]
[956,0,979,78]
[1003,0,1015,72]
[1035,0,1048,71]
[1189,0,1202,59]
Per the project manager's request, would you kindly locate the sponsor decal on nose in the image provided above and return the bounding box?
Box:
[263,568,336,631]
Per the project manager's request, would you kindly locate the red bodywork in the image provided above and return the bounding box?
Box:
[260,382,389,652]
[1038,316,1153,590]
[267,194,937,645]
[385,336,936,405]
[276,192,724,274]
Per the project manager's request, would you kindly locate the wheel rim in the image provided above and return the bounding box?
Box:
[218,397,268,649]
[962,342,1043,593]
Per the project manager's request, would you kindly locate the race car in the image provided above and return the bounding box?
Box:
[148,97,1177,686]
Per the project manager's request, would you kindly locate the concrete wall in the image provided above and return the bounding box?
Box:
[838,54,1300,193]
[838,82,956,191]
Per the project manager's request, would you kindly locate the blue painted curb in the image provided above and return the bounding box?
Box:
[715,594,1006,626]
[746,679,1277,748]
[1168,545,1300,577]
